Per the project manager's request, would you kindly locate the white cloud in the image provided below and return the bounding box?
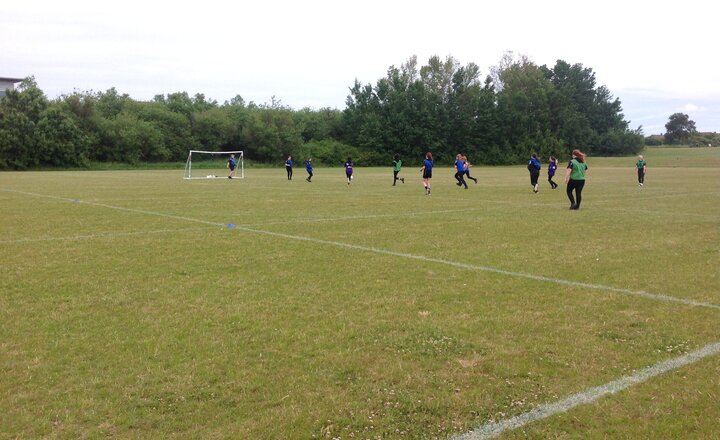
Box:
[1,0,719,130]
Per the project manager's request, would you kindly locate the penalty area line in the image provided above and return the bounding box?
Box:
[451,340,720,440]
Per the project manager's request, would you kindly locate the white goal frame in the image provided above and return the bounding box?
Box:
[184,150,244,180]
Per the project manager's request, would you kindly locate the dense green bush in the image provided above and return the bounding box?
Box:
[644,136,664,146]
[1,55,646,169]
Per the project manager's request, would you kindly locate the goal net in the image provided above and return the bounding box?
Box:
[184,150,244,180]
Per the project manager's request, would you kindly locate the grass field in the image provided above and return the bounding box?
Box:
[1,147,719,439]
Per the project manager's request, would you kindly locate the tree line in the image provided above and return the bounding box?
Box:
[0,54,645,170]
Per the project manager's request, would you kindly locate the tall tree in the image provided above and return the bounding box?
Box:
[664,113,696,144]
[0,77,48,168]
[494,56,555,160]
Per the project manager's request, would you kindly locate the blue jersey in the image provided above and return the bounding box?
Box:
[528,158,541,173]
[306,160,312,171]
[285,159,293,167]
[228,158,236,169]
[548,161,557,176]
[345,161,353,174]
[454,159,464,171]
[423,159,433,171]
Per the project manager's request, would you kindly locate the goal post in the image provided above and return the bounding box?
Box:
[184,150,244,180]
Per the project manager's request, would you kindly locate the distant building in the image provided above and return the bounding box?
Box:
[0,77,24,99]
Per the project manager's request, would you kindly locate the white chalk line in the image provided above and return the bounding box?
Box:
[0,226,215,244]
[4,188,718,312]
[235,208,481,228]
[224,227,720,311]
[452,340,720,440]
[7,188,720,438]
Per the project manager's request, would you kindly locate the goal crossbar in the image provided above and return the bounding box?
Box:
[184,150,244,180]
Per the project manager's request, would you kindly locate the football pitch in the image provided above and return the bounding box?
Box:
[1,148,719,439]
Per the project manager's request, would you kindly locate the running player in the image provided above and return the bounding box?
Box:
[564,149,588,210]
[392,154,405,186]
[463,155,478,184]
[454,154,468,189]
[547,156,558,189]
[344,157,354,185]
[421,152,433,195]
[305,158,313,182]
[527,153,541,193]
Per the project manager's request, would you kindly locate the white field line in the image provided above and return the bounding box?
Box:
[236,208,480,228]
[5,188,720,311]
[452,340,720,440]
[0,226,215,244]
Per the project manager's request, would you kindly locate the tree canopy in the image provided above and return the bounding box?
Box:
[0,55,644,170]
[664,113,697,144]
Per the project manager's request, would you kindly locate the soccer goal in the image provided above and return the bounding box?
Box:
[184,150,244,180]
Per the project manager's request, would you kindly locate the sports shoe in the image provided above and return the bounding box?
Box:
[401,177,405,183]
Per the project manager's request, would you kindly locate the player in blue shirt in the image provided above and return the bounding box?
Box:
[421,152,434,195]
[285,155,293,180]
[462,155,478,184]
[547,156,558,189]
[454,153,468,189]
[344,157,353,185]
[527,153,541,193]
[227,154,236,179]
[305,158,313,182]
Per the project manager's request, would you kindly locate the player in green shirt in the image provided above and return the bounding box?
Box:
[564,149,588,210]
[392,154,405,186]
[636,155,647,186]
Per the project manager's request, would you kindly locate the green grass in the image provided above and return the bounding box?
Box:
[1,147,719,439]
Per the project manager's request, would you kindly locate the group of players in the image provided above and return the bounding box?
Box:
[226,151,648,210]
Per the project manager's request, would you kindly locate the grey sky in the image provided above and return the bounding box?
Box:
[3,0,718,134]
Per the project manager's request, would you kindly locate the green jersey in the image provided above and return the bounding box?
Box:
[636,159,646,169]
[569,158,587,180]
[393,159,402,172]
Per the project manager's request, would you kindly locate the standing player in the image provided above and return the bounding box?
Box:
[527,153,541,193]
[392,154,405,186]
[564,149,588,210]
[547,156,558,189]
[421,152,433,195]
[454,154,468,189]
[285,155,293,180]
[227,154,236,179]
[344,157,354,185]
[462,155,478,184]
[305,158,313,182]
[636,154,647,186]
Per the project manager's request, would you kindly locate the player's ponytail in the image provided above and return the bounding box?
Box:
[572,149,586,163]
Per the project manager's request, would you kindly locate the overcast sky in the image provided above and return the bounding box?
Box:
[3,0,719,134]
